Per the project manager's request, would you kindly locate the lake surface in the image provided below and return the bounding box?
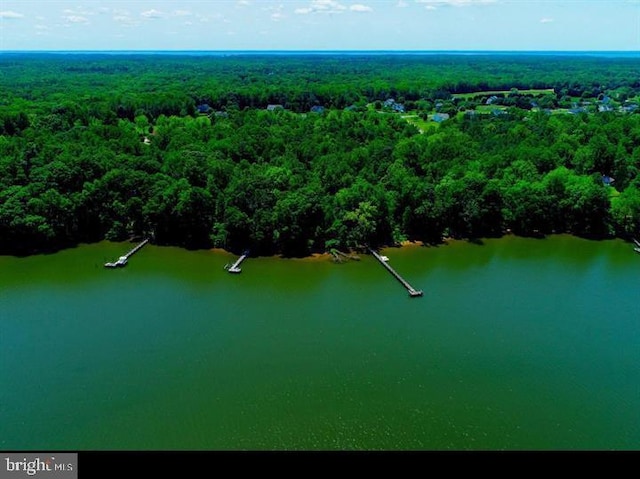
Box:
[1,235,638,450]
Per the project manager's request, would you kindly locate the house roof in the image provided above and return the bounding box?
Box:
[602,175,615,185]
[432,113,450,122]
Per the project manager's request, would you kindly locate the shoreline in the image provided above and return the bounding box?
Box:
[1,232,631,260]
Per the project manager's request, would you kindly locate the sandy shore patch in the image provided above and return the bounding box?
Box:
[286,252,333,262]
[399,240,425,247]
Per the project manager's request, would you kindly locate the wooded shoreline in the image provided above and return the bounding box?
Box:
[2,53,640,257]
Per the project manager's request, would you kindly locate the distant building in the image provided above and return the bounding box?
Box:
[310,105,325,114]
[602,175,615,186]
[267,104,284,111]
[432,113,450,122]
[486,95,499,105]
[383,98,405,113]
[196,104,211,114]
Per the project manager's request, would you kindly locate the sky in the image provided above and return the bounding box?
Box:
[0,0,639,51]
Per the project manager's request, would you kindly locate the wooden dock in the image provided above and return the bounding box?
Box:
[225,250,249,273]
[369,248,423,297]
[105,238,149,268]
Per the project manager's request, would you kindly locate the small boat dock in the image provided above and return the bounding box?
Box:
[105,238,149,268]
[369,248,423,297]
[225,250,249,273]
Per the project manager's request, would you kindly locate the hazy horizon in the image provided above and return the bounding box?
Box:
[2,49,639,55]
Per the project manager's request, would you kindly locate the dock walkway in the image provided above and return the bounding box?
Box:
[369,248,423,297]
[105,239,149,268]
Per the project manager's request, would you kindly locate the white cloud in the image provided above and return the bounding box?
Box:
[416,0,497,7]
[63,15,90,24]
[295,0,348,14]
[264,3,286,21]
[174,10,192,16]
[397,0,408,6]
[540,17,554,23]
[113,11,140,27]
[0,10,24,19]
[63,7,93,16]
[113,15,131,24]
[237,1,250,5]
[141,9,165,19]
[350,4,373,12]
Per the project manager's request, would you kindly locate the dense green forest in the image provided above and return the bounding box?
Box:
[1,52,640,256]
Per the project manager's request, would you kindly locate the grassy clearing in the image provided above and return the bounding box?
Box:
[452,88,556,100]
[399,114,439,133]
[475,105,509,113]
[405,116,437,133]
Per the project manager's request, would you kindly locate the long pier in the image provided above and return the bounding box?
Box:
[369,248,423,297]
[225,250,249,273]
[105,238,149,268]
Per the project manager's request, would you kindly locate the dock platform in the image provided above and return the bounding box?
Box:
[105,239,149,268]
[225,250,249,273]
[369,248,423,297]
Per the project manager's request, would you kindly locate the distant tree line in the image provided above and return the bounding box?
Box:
[1,53,639,255]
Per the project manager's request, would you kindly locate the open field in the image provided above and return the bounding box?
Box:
[452,88,556,100]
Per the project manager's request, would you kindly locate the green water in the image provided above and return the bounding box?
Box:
[1,236,639,450]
